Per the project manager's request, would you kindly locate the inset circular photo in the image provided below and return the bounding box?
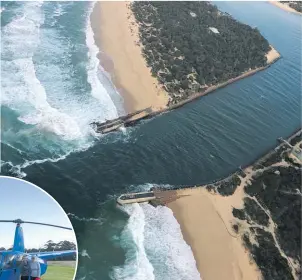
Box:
[0,176,78,280]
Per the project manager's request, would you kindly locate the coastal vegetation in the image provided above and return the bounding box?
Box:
[199,132,302,279]
[0,240,76,252]
[231,133,301,280]
[233,197,270,227]
[213,174,241,196]
[159,130,301,280]
[280,1,302,12]
[236,165,301,280]
[131,1,272,105]
[0,240,77,261]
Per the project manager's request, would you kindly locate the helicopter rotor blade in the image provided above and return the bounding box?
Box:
[0,219,72,230]
[22,221,72,230]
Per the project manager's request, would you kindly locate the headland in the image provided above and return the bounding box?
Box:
[91,1,281,132]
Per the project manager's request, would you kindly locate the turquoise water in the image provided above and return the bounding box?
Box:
[1,1,301,280]
[1,1,121,171]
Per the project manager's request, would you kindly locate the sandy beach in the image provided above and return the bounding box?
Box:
[164,172,262,280]
[92,2,280,119]
[162,130,302,280]
[266,46,281,63]
[92,1,169,113]
[269,1,302,15]
[163,131,302,280]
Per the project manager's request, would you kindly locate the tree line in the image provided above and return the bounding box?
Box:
[280,1,302,12]
[131,2,271,106]
[234,164,301,279]
[0,240,76,260]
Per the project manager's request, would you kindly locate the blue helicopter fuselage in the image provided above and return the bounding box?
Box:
[0,223,47,280]
[0,269,18,280]
[0,220,76,280]
[0,251,47,280]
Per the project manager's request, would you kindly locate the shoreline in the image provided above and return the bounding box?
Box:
[92,2,281,117]
[92,46,281,134]
[166,46,280,112]
[159,129,301,280]
[91,1,169,114]
[160,128,301,191]
[163,130,300,279]
[116,129,301,278]
[269,1,302,15]
[167,187,261,280]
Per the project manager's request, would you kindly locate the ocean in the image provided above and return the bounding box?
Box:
[1,1,301,280]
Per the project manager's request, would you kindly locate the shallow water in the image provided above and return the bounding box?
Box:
[1,1,301,280]
[1,2,120,170]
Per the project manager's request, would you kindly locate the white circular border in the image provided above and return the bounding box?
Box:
[0,175,79,280]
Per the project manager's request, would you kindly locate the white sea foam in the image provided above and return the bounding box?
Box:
[1,2,119,143]
[0,142,91,178]
[2,58,83,140]
[1,3,42,60]
[53,3,67,17]
[86,2,119,120]
[1,2,83,140]
[0,161,27,178]
[47,2,69,26]
[142,204,201,280]
[113,199,200,280]
[2,142,24,155]
[67,213,103,223]
[112,204,155,280]
[1,1,124,171]
[81,249,91,259]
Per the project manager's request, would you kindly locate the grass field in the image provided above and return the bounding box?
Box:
[42,261,76,280]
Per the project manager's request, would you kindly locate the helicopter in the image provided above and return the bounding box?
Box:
[0,219,77,280]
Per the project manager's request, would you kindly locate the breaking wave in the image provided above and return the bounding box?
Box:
[112,200,200,280]
[86,2,119,118]
[1,1,120,171]
[142,204,201,280]
[111,204,155,280]
[1,2,82,140]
